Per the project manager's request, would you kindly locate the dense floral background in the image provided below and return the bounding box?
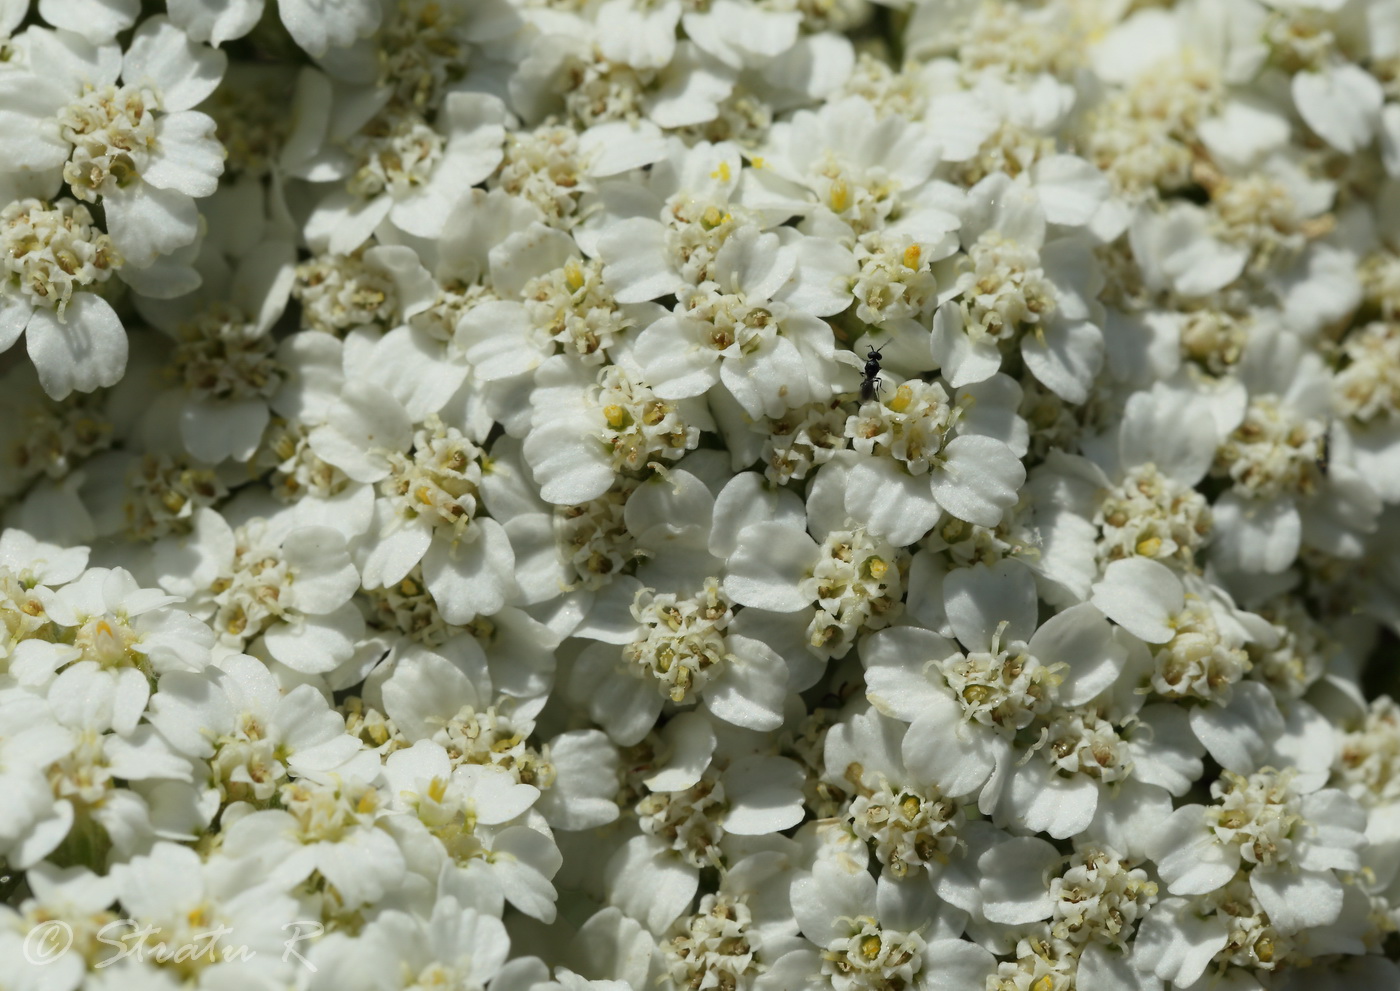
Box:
[3,0,1400,988]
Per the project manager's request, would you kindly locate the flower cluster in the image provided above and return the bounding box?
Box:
[3,1,1400,990]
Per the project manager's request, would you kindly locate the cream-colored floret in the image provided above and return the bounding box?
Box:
[626,578,733,704]
[1096,463,1212,568]
[1,198,119,318]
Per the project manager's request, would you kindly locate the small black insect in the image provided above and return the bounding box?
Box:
[1316,422,1331,478]
[859,344,885,402]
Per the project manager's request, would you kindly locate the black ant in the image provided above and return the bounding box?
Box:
[859,344,885,402]
[1315,420,1331,478]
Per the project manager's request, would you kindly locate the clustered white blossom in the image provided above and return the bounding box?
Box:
[5,0,1400,989]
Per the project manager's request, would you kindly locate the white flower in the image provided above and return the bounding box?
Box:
[814,373,1026,546]
[823,708,968,886]
[381,739,563,921]
[606,716,805,931]
[1034,380,1232,575]
[571,577,788,744]
[218,758,408,909]
[0,197,130,399]
[146,652,362,803]
[0,20,225,270]
[523,350,712,506]
[153,507,364,673]
[1129,200,1249,298]
[783,860,997,991]
[135,235,296,463]
[1292,62,1384,156]
[862,561,1140,836]
[629,222,848,420]
[303,92,506,253]
[107,842,303,985]
[931,171,1105,403]
[661,844,806,991]
[0,688,76,869]
[168,0,381,55]
[1211,322,1381,575]
[310,387,517,624]
[724,474,907,661]
[307,895,511,991]
[757,96,947,234]
[36,564,214,696]
[378,641,618,830]
[1147,768,1364,927]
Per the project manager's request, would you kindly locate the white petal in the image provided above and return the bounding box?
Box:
[703,634,786,731]
[1090,558,1182,644]
[977,835,1058,924]
[902,701,999,798]
[599,218,684,303]
[262,612,359,673]
[1075,942,1159,991]
[1031,155,1109,227]
[366,325,468,421]
[25,295,127,400]
[144,111,224,197]
[166,0,260,47]
[0,293,31,352]
[37,0,137,45]
[423,520,516,625]
[633,316,721,399]
[723,522,817,612]
[931,303,1001,387]
[1132,897,1228,988]
[845,457,944,547]
[1293,63,1383,154]
[722,755,805,834]
[643,711,716,792]
[580,119,670,177]
[1147,804,1236,895]
[361,518,433,589]
[382,649,476,739]
[1029,603,1123,706]
[308,382,411,483]
[1187,681,1283,774]
[179,398,268,463]
[1001,760,1098,839]
[123,16,226,110]
[861,627,959,722]
[1209,492,1301,575]
[1021,320,1103,404]
[920,940,997,991]
[1250,868,1343,935]
[929,435,1024,527]
[944,559,1038,651]
[103,183,199,268]
[284,527,358,614]
[279,0,381,57]
[606,835,698,933]
[522,418,615,506]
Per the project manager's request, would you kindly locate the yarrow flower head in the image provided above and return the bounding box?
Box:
[3,3,1400,989]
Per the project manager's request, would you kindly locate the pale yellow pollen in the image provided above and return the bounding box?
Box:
[564,259,586,293]
[829,179,851,213]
